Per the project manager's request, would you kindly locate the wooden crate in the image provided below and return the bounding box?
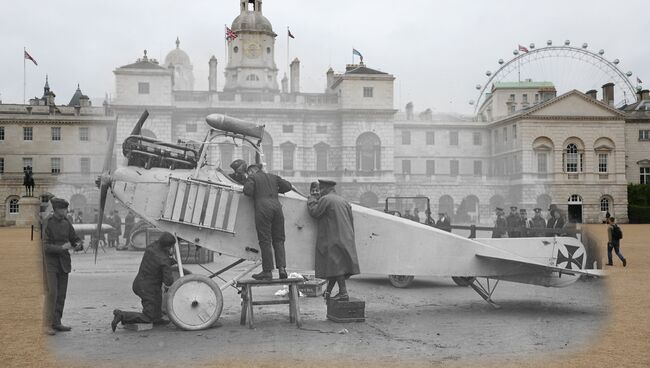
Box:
[297,279,327,297]
[327,297,365,323]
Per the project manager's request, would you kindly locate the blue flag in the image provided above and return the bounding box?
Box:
[352,48,363,62]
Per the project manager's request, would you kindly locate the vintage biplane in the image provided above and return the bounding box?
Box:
[91,111,603,330]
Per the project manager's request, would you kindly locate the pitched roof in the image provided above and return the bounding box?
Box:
[118,60,166,70]
[345,65,387,75]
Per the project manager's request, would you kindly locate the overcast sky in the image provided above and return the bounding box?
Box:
[1,0,649,114]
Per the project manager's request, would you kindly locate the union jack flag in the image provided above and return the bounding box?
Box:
[24,50,38,66]
[225,26,238,42]
[518,44,529,53]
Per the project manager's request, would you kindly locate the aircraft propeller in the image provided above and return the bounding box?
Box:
[130,110,149,136]
[92,122,117,263]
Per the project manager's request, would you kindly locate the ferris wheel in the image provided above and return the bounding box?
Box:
[471,40,642,114]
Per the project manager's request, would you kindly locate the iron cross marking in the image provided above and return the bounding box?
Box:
[556,244,584,270]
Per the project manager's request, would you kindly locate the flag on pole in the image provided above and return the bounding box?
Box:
[637,77,643,84]
[225,26,238,42]
[288,28,295,39]
[518,44,529,53]
[352,48,363,62]
[24,50,38,65]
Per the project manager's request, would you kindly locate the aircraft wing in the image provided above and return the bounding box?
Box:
[475,250,606,278]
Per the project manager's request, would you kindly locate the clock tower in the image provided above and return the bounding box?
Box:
[224,0,279,92]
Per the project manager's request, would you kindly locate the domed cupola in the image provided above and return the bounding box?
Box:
[164,37,195,91]
[224,0,279,92]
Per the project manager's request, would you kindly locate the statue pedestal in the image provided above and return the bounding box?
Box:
[15,197,41,228]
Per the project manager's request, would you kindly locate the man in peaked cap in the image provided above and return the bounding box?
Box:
[228,159,248,184]
[531,208,546,237]
[307,179,360,301]
[243,163,293,280]
[506,206,521,238]
[492,207,507,238]
[111,232,177,331]
[42,197,83,335]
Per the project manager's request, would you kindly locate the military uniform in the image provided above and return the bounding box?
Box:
[519,209,532,237]
[492,208,507,238]
[506,206,521,238]
[112,234,176,329]
[243,165,292,279]
[531,208,546,237]
[42,198,82,332]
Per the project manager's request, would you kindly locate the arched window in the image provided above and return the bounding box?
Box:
[565,144,579,172]
[600,197,610,212]
[246,74,260,81]
[359,191,379,209]
[356,132,381,172]
[568,194,582,204]
[438,195,454,217]
[314,142,330,172]
[8,197,19,214]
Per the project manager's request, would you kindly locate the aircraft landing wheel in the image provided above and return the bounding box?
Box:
[166,274,223,331]
[452,276,475,287]
[388,275,414,288]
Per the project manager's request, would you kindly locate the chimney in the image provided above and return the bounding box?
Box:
[586,89,597,100]
[602,83,614,106]
[281,74,288,93]
[326,67,334,91]
[290,58,300,93]
[641,89,650,101]
[405,102,414,120]
[208,56,218,92]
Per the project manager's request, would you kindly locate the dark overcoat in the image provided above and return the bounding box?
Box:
[307,191,360,279]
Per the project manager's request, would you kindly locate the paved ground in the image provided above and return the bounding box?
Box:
[1,224,649,367]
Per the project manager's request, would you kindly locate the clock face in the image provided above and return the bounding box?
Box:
[244,42,261,59]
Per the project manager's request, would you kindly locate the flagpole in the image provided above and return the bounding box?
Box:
[23,47,26,104]
[286,26,290,76]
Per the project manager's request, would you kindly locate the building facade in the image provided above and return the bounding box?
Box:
[0,79,115,225]
[104,0,642,224]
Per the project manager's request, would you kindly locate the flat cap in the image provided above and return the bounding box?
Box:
[318,179,337,187]
[157,232,176,247]
[246,163,262,171]
[230,159,247,171]
[495,207,503,212]
[50,198,69,210]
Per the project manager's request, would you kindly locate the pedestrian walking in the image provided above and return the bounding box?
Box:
[606,217,626,267]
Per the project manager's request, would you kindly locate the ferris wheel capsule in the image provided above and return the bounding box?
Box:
[582,43,588,49]
[529,43,535,49]
[486,70,492,77]
[498,59,504,65]
[637,86,643,91]
[547,40,552,46]
[513,50,519,55]
[565,40,571,46]
[626,71,633,77]
[475,84,482,90]
[469,100,475,105]
[599,49,605,55]
[613,59,620,65]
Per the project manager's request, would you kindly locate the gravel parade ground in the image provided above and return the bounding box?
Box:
[1,224,648,367]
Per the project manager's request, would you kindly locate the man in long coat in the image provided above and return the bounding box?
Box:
[307,179,360,301]
[111,232,176,331]
[243,164,293,280]
[42,197,83,335]
[506,206,521,238]
[531,208,546,237]
[492,207,507,238]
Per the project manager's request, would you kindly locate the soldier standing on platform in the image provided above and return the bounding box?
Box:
[42,198,83,335]
[531,208,547,237]
[243,163,293,280]
[492,208,507,238]
[506,206,521,238]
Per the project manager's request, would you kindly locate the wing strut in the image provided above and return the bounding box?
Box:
[469,278,501,309]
